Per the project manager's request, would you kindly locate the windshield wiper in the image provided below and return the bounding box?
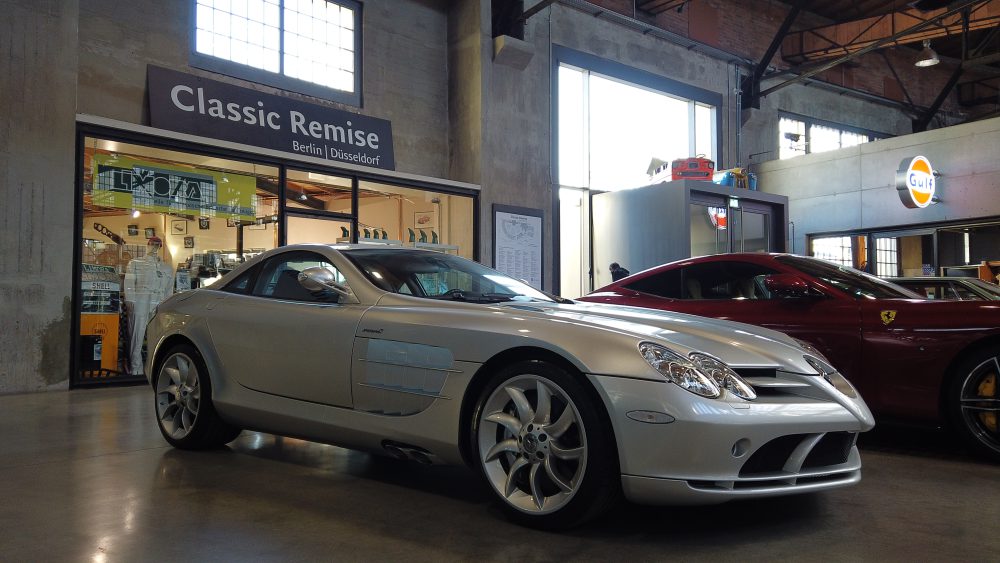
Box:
[431,289,516,303]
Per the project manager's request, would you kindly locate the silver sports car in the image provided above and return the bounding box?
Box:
[145,244,874,528]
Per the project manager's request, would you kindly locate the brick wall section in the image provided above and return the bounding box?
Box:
[587,0,964,114]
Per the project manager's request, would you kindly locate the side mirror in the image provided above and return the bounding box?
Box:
[298,267,352,298]
[764,273,811,298]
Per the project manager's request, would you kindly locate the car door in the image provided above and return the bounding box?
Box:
[619,260,866,391]
[205,250,367,407]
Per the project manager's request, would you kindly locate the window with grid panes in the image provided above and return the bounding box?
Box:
[193,0,360,105]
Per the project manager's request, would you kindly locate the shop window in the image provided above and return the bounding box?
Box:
[357,180,475,259]
[192,0,361,105]
[875,237,899,277]
[286,169,352,214]
[79,137,280,383]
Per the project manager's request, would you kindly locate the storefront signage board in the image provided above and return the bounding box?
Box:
[92,153,257,221]
[895,155,936,209]
[148,66,395,170]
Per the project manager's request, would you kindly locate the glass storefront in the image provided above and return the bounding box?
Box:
[809,222,1000,282]
[75,131,477,386]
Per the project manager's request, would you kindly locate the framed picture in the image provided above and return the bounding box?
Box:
[171,219,188,235]
[127,225,138,236]
[226,217,239,228]
[198,217,210,230]
[183,236,195,249]
[413,210,438,231]
[144,227,156,238]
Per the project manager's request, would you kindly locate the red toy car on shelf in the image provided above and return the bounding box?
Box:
[578,253,1000,461]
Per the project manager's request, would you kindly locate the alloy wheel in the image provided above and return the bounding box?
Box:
[959,355,1000,454]
[156,353,202,440]
[477,375,588,515]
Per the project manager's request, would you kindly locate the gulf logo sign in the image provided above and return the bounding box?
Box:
[895,156,936,209]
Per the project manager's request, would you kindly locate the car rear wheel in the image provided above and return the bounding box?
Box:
[947,349,1000,461]
[471,360,619,529]
[154,344,241,449]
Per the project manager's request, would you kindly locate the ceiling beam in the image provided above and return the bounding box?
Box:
[913,64,964,131]
[742,2,803,109]
[781,0,999,63]
[758,1,988,99]
[957,75,1000,105]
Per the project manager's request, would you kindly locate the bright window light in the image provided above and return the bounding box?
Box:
[195,0,356,93]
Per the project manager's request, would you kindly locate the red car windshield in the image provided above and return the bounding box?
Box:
[775,255,918,300]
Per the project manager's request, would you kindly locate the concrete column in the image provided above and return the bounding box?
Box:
[0,0,79,392]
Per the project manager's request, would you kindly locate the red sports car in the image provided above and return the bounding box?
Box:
[579,253,1000,460]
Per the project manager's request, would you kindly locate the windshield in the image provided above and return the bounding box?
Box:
[342,248,555,304]
[969,279,1000,299]
[776,255,920,299]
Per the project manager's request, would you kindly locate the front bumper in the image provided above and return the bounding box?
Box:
[589,373,874,505]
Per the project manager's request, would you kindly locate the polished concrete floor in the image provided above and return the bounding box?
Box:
[1,386,998,562]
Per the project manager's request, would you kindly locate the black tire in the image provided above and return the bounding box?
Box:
[153,343,242,450]
[946,348,1000,462]
[469,360,620,529]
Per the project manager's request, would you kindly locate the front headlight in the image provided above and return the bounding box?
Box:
[689,352,757,401]
[804,355,858,398]
[639,343,720,398]
[639,343,757,401]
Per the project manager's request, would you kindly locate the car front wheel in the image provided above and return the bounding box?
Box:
[471,360,619,529]
[947,349,1000,461]
[154,344,241,450]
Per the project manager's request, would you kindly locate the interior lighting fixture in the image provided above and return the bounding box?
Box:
[131,209,141,218]
[915,39,940,67]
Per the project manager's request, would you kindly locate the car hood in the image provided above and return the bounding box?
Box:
[489,299,818,373]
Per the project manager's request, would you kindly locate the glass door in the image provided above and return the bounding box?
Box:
[690,200,730,257]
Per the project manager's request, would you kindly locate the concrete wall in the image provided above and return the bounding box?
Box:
[0,0,79,392]
[78,0,451,178]
[756,116,1000,254]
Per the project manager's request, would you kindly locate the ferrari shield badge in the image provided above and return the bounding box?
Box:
[880,310,897,325]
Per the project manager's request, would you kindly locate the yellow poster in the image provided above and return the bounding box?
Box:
[91,154,256,221]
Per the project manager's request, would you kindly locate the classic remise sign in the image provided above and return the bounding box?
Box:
[895,155,936,209]
[147,66,395,170]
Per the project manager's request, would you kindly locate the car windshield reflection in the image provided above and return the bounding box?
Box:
[342,248,554,304]
[776,255,919,299]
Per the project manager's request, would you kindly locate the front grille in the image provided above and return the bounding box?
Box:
[739,434,806,476]
[734,368,777,379]
[740,432,857,477]
[803,432,855,468]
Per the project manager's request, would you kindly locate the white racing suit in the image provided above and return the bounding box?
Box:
[124,256,173,375]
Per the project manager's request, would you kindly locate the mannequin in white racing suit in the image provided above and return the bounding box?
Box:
[124,237,173,375]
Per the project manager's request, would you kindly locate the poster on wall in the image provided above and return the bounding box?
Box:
[493,205,543,289]
[91,153,257,221]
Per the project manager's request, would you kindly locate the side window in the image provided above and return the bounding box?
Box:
[252,251,345,303]
[680,262,780,300]
[624,270,683,299]
[221,265,260,294]
[950,282,979,300]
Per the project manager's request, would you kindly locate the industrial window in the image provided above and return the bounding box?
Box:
[192,0,361,105]
[875,237,899,277]
[557,63,719,191]
[811,236,854,267]
[779,115,887,160]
